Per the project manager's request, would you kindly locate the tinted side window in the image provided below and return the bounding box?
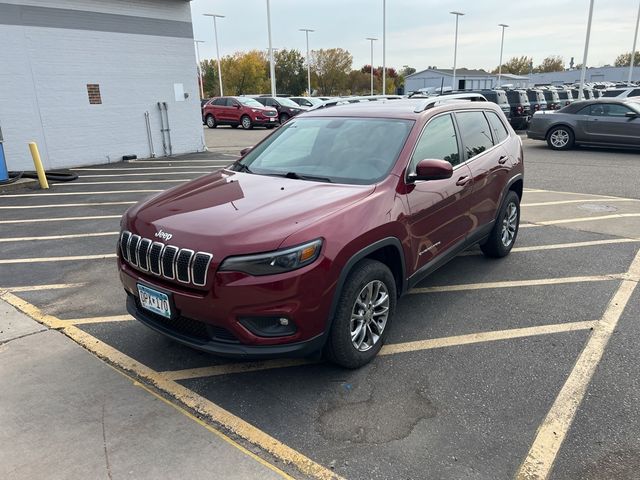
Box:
[576,105,592,115]
[485,111,509,143]
[631,89,640,97]
[455,111,494,160]
[410,114,460,171]
[225,98,237,107]
[604,104,633,116]
[212,98,226,106]
[255,98,267,106]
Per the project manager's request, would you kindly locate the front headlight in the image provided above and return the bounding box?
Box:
[219,239,323,276]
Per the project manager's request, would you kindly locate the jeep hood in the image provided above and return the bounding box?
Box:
[125,170,374,254]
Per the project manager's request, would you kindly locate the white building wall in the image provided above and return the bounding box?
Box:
[528,67,640,86]
[0,1,204,171]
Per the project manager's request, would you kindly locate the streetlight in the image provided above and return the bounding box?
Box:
[266,0,276,96]
[497,24,509,88]
[203,13,225,97]
[382,0,386,94]
[299,28,314,96]
[194,40,205,99]
[629,1,640,84]
[366,37,378,95]
[578,0,594,100]
[450,11,464,91]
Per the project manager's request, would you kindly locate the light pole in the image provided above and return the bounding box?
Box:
[578,0,594,100]
[299,28,314,96]
[194,40,205,99]
[382,0,386,94]
[450,11,464,91]
[497,24,509,88]
[203,13,225,97]
[629,1,640,84]
[366,37,378,95]
[266,0,276,96]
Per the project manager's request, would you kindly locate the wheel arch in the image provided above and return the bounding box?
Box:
[545,122,575,140]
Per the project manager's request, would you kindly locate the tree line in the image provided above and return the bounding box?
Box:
[200,49,640,98]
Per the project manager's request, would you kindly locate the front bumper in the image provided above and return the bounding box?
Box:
[252,115,279,126]
[126,295,325,359]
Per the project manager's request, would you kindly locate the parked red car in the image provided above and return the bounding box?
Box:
[119,94,524,368]
[202,96,278,129]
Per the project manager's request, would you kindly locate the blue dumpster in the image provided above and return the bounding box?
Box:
[0,125,7,181]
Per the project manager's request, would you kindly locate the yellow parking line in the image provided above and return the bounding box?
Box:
[0,254,116,264]
[0,232,119,242]
[379,320,597,356]
[522,198,638,207]
[0,202,135,209]
[410,275,618,294]
[538,213,640,225]
[163,321,597,381]
[2,283,85,292]
[67,315,133,325]
[55,180,187,186]
[517,249,640,479]
[0,215,121,225]
[0,190,161,198]
[0,291,342,480]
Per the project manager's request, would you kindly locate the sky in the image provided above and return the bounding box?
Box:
[190,0,639,72]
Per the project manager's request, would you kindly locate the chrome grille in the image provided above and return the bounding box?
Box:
[264,111,277,117]
[119,231,213,287]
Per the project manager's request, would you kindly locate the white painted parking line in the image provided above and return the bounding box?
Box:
[523,188,639,202]
[54,179,187,186]
[0,201,135,209]
[523,198,639,207]
[0,254,116,264]
[0,215,121,225]
[517,249,640,479]
[161,320,597,381]
[79,171,211,178]
[1,283,85,293]
[1,190,161,198]
[459,238,640,256]
[0,232,119,243]
[128,159,234,163]
[410,275,619,294]
[538,213,640,226]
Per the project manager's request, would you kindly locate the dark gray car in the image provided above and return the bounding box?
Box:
[527,98,640,150]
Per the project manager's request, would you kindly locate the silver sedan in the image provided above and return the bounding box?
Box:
[527,98,640,150]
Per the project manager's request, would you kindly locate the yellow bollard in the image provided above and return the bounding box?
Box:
[28,142,49,189]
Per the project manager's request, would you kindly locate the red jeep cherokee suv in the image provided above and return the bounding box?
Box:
[119,94,524,368]
[203,96,278,130]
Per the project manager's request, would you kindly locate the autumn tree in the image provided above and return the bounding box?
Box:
[201,51,269,97]
[201,59,221,97]
[492,56,533,75]
[348,70,372,95]
[310,48,352,95]
[614,51,640,67]
[274,49,307,95]
[535,56,564,73]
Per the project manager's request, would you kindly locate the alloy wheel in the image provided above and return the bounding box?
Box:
[501,202,518,247]
[350,280,390,352]
[550,129,569,148]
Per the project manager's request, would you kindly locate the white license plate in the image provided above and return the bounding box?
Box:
[269,117,275,121]
[137,284,171,318]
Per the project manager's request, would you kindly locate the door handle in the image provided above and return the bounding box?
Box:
[498,155,508,164]
[456,175,471,186]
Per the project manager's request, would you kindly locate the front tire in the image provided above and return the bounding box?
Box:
[547,126,574,150]
[325,259,396,369]
[241,115,253,130]
[205,115,216,129]
[480,190,520,258]
[279,113,290,124]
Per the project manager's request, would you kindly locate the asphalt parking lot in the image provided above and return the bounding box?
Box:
[1,128,639,480]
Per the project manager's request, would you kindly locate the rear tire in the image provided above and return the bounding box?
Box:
[480,190,520,258]
[205,115,216,129]
[325,259,396,369]
[546,126,574,150]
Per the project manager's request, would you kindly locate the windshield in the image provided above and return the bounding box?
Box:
[230,117,414,185]
[237,97,263,107]
[276,97,303,108]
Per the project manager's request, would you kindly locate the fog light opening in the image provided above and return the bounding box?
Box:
[239,316,297,338]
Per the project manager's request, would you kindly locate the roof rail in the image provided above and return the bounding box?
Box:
[308,95,403,111]
[413,93,487,113]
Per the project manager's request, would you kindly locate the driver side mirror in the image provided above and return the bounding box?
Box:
[625,111,638,119]
[240,146,253,156]
[408,159,453,182]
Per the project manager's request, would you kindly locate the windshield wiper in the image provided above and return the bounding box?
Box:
[270,171,333,183]
[232,161,252,173]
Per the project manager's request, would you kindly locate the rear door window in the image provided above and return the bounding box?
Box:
[630,89,640,97]
[212,98,226,106]
[485,111,509,143]
[601,90,622,98]
[455,111,494,160]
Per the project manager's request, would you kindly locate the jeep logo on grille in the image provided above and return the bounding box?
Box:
[154,229,173,242]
